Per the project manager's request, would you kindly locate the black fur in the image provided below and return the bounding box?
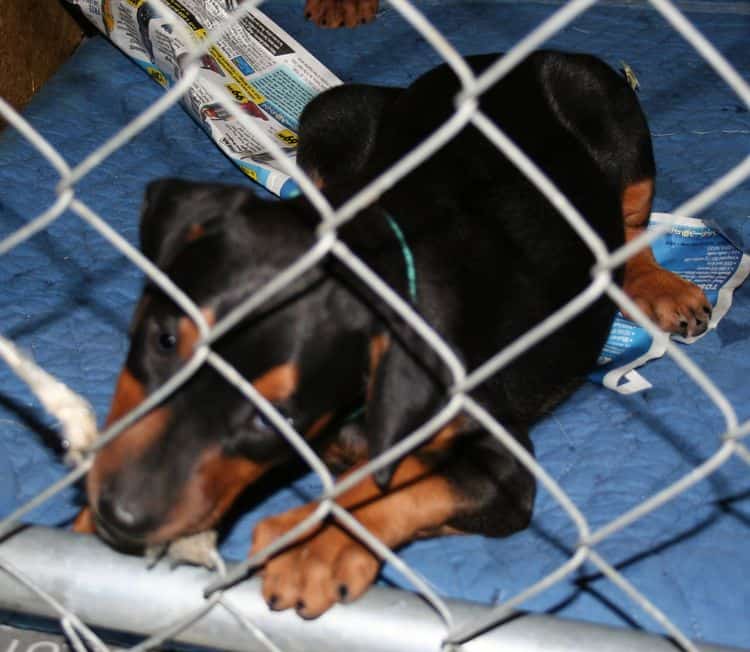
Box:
[93,50,654,545]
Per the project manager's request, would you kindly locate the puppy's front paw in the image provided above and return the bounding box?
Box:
[304,0,378,27]
[252,507,380,618]
[623,264,712,337]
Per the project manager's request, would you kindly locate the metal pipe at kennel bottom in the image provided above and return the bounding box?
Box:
[0,526,744,652]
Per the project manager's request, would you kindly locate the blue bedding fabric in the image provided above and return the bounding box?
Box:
[1,1,749,648]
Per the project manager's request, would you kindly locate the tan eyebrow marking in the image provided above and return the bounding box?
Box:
[177,307,216,360]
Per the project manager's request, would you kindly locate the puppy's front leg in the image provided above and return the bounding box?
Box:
[621,179,712,336]
[251,455,461,618]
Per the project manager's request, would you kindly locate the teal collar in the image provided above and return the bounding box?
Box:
[342,212,417,427]
[383,212,418,304]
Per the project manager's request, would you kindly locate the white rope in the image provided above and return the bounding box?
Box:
[0,334,97,464]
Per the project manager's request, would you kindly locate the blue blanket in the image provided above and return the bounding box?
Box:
[0,2,748,648]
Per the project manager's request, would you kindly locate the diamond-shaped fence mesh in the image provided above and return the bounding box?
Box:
[0,1,748,651]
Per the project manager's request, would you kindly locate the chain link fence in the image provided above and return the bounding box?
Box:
[0,0,749,650]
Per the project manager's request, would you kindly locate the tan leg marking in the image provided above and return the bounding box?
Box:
[252,419,466,618]
[621,179,712,337]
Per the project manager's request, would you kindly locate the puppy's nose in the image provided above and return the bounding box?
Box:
[96,487,155,542]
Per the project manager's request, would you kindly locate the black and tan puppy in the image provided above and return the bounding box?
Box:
[76,51,710,618]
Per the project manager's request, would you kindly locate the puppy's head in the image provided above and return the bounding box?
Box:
[87,179,371,548]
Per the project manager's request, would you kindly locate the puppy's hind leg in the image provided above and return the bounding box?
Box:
[297,85,402,189]
[442,429,537,539]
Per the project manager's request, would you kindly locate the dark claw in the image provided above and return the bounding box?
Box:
[268,594,279,609]
[296,599,306,612]
[679,320,688,337]
[338,584,349,601]
[320,18,327,25]
[304,11,311,19]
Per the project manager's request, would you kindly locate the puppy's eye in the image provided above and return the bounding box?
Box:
[157,332,177,352]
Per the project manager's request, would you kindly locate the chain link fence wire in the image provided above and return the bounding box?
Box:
[0,0,749,650]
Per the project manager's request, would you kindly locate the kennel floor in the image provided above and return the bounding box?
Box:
[0,2,748,648]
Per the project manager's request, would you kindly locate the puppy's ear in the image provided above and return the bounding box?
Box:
[365,334,443,490]
[140,179,251,269]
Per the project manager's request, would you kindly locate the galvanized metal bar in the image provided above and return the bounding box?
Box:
[0,527,743,652]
